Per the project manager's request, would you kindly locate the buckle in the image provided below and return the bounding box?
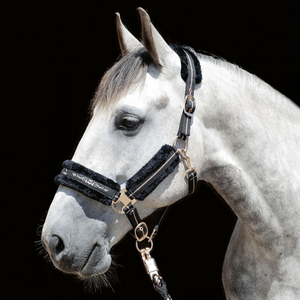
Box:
[134,222,149,242]
[112,188,136,214]
[183,95,195,117]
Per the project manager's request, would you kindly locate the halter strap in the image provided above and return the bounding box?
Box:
[126,145,180,200]
[170,44,202,85]
[170,45,202,141]
[171,46,201,195]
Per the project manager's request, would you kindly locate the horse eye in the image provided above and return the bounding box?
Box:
[120,116,140,130]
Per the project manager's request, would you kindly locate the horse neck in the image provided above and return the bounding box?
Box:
[196,55,300,175]
[194,56,300,245]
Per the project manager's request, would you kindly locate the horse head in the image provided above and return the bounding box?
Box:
[42,8,203,286]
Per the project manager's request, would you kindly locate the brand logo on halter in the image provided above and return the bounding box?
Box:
[62,169,110,193]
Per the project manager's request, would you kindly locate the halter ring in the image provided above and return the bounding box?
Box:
[135,239,153,253]
[134,222,149,242]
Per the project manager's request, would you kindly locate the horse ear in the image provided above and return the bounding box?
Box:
[116,12,142,55]
[137,7,174,67]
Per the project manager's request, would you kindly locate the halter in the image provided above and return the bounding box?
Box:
[55,45,202,299]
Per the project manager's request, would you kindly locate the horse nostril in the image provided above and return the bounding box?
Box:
[49,235,65,256]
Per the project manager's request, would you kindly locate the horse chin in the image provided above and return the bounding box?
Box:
[76,253,116,292]
[77,252,112,278]
[49,247,114,291]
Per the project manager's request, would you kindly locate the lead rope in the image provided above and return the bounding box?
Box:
[137,244,172,300]
[135,207,172,300]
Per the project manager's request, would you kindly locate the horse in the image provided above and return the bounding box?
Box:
[41,7,300,299]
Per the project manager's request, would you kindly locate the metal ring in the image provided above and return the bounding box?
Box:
[134,222,149,242]
[135,239,153,253]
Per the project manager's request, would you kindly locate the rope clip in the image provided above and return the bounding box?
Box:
[136,241,161,283]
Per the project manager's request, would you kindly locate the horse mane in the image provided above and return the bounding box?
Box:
[91,48,153,111]
[91,45,295,117]
[91,44,251,112]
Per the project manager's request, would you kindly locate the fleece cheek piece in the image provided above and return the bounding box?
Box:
[126,145,180,200]
[54,145,180,206]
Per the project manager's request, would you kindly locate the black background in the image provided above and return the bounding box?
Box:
[8,1,299,299]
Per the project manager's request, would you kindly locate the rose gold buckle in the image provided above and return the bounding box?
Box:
[183,95,195,117]
[112,188,136,214]
[134,222,149,242]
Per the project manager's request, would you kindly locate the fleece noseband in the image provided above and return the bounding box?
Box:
[55,145,180,207]
[54,45,201,299]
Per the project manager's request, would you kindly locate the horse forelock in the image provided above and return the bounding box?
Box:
[91,48,153,112]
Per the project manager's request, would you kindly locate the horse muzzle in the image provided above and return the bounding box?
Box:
[41,188,114,278]
[42,232,112,277]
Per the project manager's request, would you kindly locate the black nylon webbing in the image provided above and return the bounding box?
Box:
[170,45,202,140]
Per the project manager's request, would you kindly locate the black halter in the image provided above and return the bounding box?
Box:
[54,45,202,299]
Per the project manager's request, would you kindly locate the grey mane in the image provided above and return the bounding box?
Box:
[91,48,153,111]
[90,44,254,112]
